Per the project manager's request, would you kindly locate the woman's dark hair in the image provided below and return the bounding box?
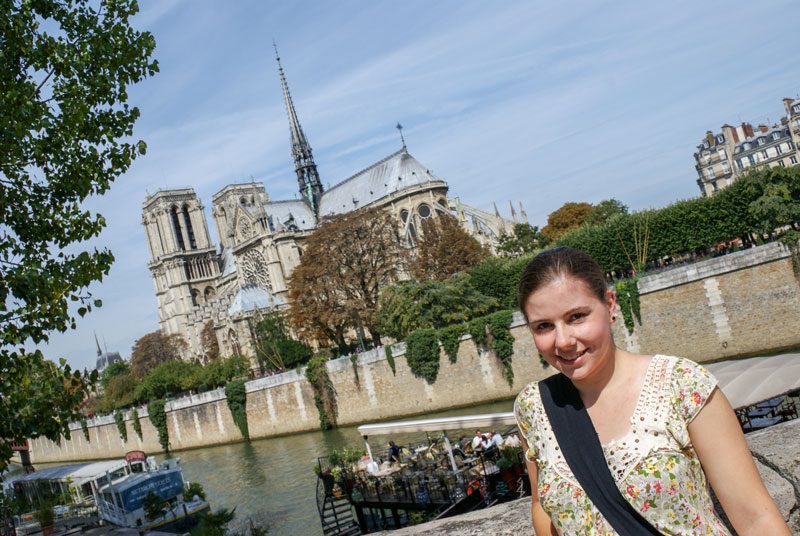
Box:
[518,247,607,322]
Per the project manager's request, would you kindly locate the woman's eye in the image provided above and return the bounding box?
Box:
[533,323,551,332]
[570,313,587,322]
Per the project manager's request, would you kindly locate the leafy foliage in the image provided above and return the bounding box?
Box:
[253,312,312,371]
[81,419,89,442]
[376,274,498,340]
[438,324,468,364]
[131,409,142,440]
[225,380,249,441]
[34,501,55,529]
[487,311,515,386]
[404,329,440,384]
[96,372,138,412]
[147,399,168,453]
[0,0,157,469]
[349,354,359,386]
[497,223,548,258]
[135,360,199,402]
[288,206,407,348]
[556,167,800,272]
[469,254,534,309]
[192,508,236,536]
[410,215,489,281]
[100,361,130,391]
[583,199,629,227]
[778,229,800,282]
[468,317,488,350]
[615,278,642,334]
[114,411,127,442]
[130,331,187,378]
[142,491,167,522]
[304,350,337,430]
[183,482,206,502]
[541,202,593,242]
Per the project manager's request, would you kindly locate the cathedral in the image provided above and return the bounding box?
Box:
[142,52,522,361]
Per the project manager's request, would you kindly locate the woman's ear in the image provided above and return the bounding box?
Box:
[606,288,617,317]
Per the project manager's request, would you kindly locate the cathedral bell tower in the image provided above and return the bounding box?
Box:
[274,44,324,218]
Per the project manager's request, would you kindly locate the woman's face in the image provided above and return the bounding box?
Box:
[523,275,616,384]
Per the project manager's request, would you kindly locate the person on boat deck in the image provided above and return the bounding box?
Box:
[514,246,790,535]
[490,429,503,447]
[503,432,521,447]
[481,433,493,451]
[387,440,401,463]
[472,430,484,451]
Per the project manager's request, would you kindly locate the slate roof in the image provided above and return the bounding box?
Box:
[96,351,122,373]
[318,148,445,217]
[262,199,315,231]
[220,247,237,277]
[227,284,286,316]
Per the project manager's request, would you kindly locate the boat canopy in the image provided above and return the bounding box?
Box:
[706,352,800,409]
[357,412,516,437]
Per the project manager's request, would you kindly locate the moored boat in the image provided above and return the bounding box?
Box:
[12,451,210,533]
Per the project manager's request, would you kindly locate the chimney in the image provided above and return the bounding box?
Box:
[742,123,754,138]
[781,116,788,126]
[783,98,795,116]
[758,123,769,133]
[722,124,738,143]
[705,131,714,145]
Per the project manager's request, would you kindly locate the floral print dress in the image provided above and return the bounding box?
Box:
[514,355,732,535]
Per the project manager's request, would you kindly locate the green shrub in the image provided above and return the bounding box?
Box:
[224,380,249,441]
[487,310,515,386]
[385,345,395,375]
[114,411,127,442]
[305,350,337,430]
[405,329,440,384]
[147,399,169,453]
[183,481,206,502]
[437,324,467,364]
[131,408,142,440]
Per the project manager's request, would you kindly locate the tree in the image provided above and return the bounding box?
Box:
[410,215,489,281]
[748,182,800,236]
[130,331,187,379]
[497,223,547,258]
[134,359,200,402]
[583,198,629,227]
[252,312,312,371]
[96,373,137,413]
[200,321,220,363]
[100,360,130,391]
[288,206,407,347]
[376,273,498,340]
[0,0,157,469]
[541,202,593,242]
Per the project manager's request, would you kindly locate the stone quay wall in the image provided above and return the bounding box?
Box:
[27,242,800,463]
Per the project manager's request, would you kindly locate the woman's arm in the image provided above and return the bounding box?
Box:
[520,435,559,536]
[689,387,790,535]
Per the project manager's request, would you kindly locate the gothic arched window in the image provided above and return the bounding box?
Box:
[171,206,185,250]
[182,205,197,249]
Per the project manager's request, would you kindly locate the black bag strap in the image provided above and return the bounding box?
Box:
[539,374,661,535]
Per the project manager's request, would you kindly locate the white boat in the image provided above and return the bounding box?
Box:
[13,451,210,533]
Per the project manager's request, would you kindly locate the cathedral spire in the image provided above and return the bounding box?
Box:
[273,42,323,217]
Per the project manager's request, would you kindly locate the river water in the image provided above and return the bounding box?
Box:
[156,398,515,536]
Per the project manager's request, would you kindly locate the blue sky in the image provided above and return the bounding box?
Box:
[38,0,800,371]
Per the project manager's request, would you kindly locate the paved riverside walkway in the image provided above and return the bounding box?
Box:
[380,418,800,535]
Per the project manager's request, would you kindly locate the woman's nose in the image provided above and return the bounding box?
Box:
[554,323,576,350]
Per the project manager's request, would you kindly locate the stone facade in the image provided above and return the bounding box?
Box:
[142,57,517,361]
[694,95,800,196]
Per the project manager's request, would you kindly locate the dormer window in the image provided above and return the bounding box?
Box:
[716,135,724,143]
[757,137,765,146]
[772,132,780,140]
[793,104,800,114]
[743,142,751,150]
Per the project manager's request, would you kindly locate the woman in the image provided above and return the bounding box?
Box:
[514,247,789,535]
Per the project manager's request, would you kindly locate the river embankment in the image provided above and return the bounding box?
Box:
[379,418,800,535]
[25,241,800,464]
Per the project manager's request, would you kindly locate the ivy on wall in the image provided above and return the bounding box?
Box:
[225,380,249,441]
[615,278,641,334]
[487,310,515,386]
[403,311,518,386]
[468,316,488,349]
[350,354,360,386]
[385,345,395,375]
[438,324,467,364]
[405,329,440,384]
[131,409,142,440]
[114,412,127,442]
[81,419,89,442]
[148,399,169,453]
[779,230,800,284]
[305,351,337,430]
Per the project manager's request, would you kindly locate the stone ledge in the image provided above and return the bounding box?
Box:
[638,242,789,294]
